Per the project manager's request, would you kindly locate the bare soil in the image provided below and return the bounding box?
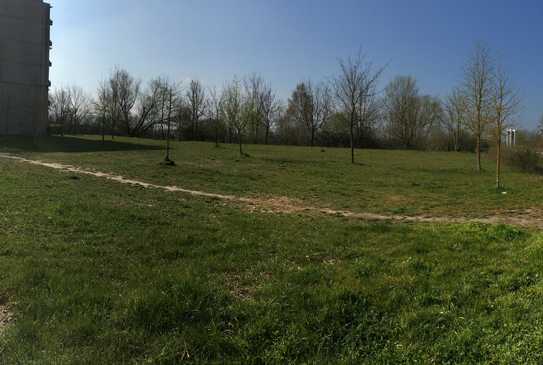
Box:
[0,304,12,334]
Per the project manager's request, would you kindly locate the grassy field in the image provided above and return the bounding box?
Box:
[1,136,543,363]
[1,135,542,217]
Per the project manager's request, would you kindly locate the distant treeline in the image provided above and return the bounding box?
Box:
[48,46,542,154]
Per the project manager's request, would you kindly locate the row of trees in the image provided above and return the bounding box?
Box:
[49,45,521,185]
[459,45,519,187]
[48,65,459,152]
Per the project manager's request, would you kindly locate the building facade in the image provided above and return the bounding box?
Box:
[0,0,51,136]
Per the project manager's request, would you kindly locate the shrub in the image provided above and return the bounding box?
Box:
[504,147,542,173]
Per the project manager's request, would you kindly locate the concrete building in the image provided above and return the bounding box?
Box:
[0,0,51,136]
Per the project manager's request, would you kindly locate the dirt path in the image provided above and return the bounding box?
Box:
[2,153,543,230]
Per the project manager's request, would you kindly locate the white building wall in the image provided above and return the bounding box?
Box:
[0,0,51,136]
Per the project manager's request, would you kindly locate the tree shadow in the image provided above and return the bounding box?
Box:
[353,161,367,167]
[0,136,164,154]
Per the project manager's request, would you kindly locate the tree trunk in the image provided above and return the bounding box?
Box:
[350,116,355,164]
[476,132,481,173]
[254,124,259,144]
[166,120,171,161]
[215,120,219,148]
[455,120,461,152]
[192,119,197,140]
[496,132,502,189]
[101,114,105,144]
[239,133,243,156]
[265,126,270,145]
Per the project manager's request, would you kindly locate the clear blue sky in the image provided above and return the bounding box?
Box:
[49,0,543,129]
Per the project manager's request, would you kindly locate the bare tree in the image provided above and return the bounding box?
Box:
[492,67,519,189]
[443,89,467,151]
[67,86,91,134]
[241,75,281,145]
[288,82,315,146]
[99,69,173,138]
[157,79,180,164]
[109,68,141,136]
[172,96,191,141]
[187,80,207,140]
[356,82,380,147]
[287,81,333,147]
[95,81,111,143]
[463,44,493,173]
[384,77,442,149]
[130,79,163,137]
[221,79,246,155]
[208,87,224,147]
[49,86,91,135]
[259,83,280,145]
[244,74,266,143]
[49,88,72,135]
[335,53,383,163]
[314,82,334,141]
[418,95,444,147]
[384,76,421,148]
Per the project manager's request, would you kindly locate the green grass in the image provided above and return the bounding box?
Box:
[1,135,541,217]
[1,136,543,363]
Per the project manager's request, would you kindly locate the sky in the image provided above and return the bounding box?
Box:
[49,0,543,129]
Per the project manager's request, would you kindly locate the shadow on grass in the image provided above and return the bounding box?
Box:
[0,136,163,154]
[352,161,367,167]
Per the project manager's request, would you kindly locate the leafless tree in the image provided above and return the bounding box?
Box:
[491,67,519,189]
[443,89,467,151]
[221,79,246,155]
[462,44,494,173]
[187,80,207,140]
[130,78,163,137]
[49,88,72,135]
[240,75,282,145]
[384,77,442,149]
[258,83,280,145]
[287,81,334,147]
[156,79,180,163]
[314,82,335,139]
[95,81,111,142]
[49,86,91,135]
[384,76,421,148]
[356,83,380,147]
[288,82,314,145]
[109,68,141,136]
[173,101,191,141]
[124,77,179,160]
[334,53,384,163]
[67,86,91,134]
[244,74,266,143]
[208,87,223,147]
[418,95,444,147]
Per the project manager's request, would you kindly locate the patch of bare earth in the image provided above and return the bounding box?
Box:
[3,153,543,229]
[224,273,255,301]
[0,304,12,334]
